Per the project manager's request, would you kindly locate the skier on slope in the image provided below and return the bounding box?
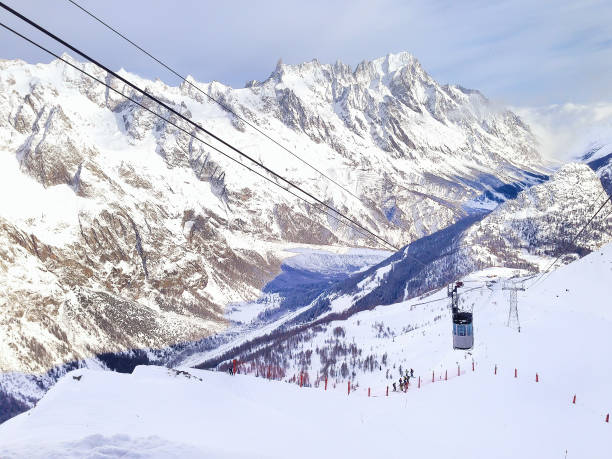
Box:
[393,382,397,392]
[410,368,414,378]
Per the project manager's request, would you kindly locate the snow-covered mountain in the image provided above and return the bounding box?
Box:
[0,50,546,383]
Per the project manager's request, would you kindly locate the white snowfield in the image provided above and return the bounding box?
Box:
[1,243,611,458]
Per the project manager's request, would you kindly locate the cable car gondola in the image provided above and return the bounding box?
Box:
[448,281,474,350]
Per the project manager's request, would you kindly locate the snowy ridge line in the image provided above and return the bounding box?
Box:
[65,0,364,204]
[222,360,611,425]
[0,21,390,250]
[0,4,399,251]
[0,348,173,424]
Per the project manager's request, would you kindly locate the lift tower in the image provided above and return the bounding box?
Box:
[502,281,525,332]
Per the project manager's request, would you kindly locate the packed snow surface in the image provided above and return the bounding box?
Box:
[1,243,611,458]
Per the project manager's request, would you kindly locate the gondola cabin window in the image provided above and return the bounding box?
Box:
[454,324,473,336]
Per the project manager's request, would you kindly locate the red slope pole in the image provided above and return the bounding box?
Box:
[514,368,518,378]
[606,414,609,423]
[458,365,460,377]
[494,365,497,375]
[536,373,539,383]
[418,376,421,389]
[432,371,435,383]
[348,381,351,395]
[368,387,371,397]
[472,361,475,372]
[325,377,328,391]
[386,386,389,397]
[445,370,448,381]
[572,395,576,404]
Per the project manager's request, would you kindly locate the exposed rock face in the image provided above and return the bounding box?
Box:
[0,51,545,387]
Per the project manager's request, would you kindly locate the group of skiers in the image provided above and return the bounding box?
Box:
[392,368,414,392]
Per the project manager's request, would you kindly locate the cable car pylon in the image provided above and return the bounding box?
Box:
[502,280,525,332]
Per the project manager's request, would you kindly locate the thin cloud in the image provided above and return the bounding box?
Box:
[0,0,610,106]
[516,102,612,162]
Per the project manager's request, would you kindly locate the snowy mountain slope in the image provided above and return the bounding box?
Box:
[178,162,611,369]
[580,140,612,194]
[1,242,611,458]
[0,50,547,383]
[315,162,612,318]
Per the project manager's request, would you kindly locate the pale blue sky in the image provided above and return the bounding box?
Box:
[1,0,611,106]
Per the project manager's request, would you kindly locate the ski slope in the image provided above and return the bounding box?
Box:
[1,243,611,458]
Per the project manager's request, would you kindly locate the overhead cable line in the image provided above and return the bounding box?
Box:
[65,0,364,204]
[0,2,399,251]
[0,21,393,251]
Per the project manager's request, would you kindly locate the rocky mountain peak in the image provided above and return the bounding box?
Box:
[355,51,423,81]
[263,51,425,89]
